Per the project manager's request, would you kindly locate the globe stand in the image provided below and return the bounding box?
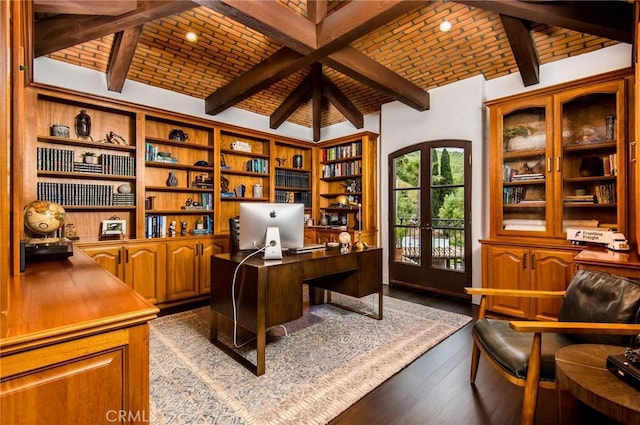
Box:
[24,237,73,263]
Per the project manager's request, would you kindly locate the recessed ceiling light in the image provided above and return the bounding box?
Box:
[439,20,452,32]
[185,31,198,42]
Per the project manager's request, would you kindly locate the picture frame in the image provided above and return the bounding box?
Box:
[101,219,126,236]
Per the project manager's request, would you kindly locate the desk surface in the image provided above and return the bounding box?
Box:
[555,344,640,424]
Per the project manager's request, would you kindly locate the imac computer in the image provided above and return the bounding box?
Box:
[239,202,304,259]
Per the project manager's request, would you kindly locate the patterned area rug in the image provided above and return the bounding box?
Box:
[149,293,471,425]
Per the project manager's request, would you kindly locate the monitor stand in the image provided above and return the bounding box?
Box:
[263,227,283,260]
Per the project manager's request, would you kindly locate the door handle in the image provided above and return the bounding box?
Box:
[523,253,527,269]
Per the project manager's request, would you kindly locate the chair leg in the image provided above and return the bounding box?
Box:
[470,338,481,384]
[521,332,542,425]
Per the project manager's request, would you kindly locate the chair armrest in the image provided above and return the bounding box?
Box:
[509,321,640,335]
[465,287,565,299]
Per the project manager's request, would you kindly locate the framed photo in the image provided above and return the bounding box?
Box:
[102,219,126,236]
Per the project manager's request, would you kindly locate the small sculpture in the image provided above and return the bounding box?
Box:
[275,157,287,166]
[169,221,176,237]
[180,221,188,236]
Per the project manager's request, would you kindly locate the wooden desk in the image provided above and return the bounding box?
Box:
[1,250,159,424]
[574,249,640,280]
[555,344,640,425]
[210,247,383,375]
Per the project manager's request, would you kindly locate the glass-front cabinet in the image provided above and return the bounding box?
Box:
[489,75,627,241]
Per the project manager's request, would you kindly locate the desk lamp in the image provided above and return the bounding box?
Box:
[335,195,367,250]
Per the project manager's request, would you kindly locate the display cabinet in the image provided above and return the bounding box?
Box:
[32,89,138,239]
[144,115,214,238]
[483,69,631,319]
[273,140,314,211]
[490,73,628,240]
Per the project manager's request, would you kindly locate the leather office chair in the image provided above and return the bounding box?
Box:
[465,270,640,425]
[229,216,240,253]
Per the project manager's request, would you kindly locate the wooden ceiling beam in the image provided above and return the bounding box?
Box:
[322,75,363,131]
[205,47,310,115]
[34,1,197,57]
[306,0,327,25]
[107,26,144,93]
[312,63,323,141]
[454,0,633,43]
[34,0,137,16]
[270,74,313,130]
[323,46,430,111]
[500,15,539,86]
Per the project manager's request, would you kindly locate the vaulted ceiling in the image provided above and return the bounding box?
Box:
[34,1,632,140]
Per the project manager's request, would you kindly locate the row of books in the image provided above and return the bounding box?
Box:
[503,186,527,205]
[245,158,269,174]
[37,147,135,176]
[275,169,310,189]
[37,182,116,206]
[145,215,213,238]
[321,160,362,178]
[602,153,618,176]
[594,183,616,204]
[321,142,362,162]
[275,190,312,207]
[145,143,178,163]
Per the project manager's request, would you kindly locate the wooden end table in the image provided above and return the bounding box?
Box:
[555,344,640,425]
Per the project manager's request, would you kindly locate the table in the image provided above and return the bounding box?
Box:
[555,344,640,425]
[210,247,383,375]
[574,249,640,280]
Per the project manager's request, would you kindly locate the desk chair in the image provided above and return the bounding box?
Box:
[229,216,240,253]
[465,270,640,425]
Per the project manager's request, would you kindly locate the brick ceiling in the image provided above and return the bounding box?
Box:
[45,1,619,129]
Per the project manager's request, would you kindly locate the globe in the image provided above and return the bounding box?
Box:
[24,200,66,236]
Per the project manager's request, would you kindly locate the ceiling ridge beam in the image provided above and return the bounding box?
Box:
[312,63,323,141]
[34,0,197,57]
[205,47,310,115]
[322,47,429,111]
[270,74,313,129]
[500,15,539,86]
[107,25,144,93]
[321,75,364,131]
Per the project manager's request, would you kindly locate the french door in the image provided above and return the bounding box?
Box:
[388,140,471,298]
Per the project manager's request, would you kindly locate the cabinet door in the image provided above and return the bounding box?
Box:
[555,80,626,237]
[483,245,531,318]
[530,249,575,321]
[124,242,166,303]
[166,240,199,301]
[81,245,123,278]
[491,96,554,238]
[198,239,225,295]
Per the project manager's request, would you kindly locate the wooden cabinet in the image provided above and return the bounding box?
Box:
[80,241,166,304]
[482,70,631,319]
[1,251,158,425]
[482,242,576,320]
[166,238,225,301]
[488,71,629,240]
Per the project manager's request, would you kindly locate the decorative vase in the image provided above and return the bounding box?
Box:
[579,156,604,177]
[166,171,178,187]
[293,154,303,169]
[319,212,329,226]
[75,109,92,140]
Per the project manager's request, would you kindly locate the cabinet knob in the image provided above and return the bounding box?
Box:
[631,141,637,163]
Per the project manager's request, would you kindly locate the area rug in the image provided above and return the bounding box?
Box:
[149,293,471,425]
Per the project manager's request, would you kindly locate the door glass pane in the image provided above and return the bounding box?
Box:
[431,148,465,271]
[560,92,617,231]
[502,107,547,232]
[393,152,421,265]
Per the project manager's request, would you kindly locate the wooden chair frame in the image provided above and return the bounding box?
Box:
[465,287,640,425]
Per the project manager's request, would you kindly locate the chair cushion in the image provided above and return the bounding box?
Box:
[473,318,573,381]
[559,269,640,346]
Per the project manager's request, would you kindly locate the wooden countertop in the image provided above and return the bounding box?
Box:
[574,248,640,269]
[0,249,159,355]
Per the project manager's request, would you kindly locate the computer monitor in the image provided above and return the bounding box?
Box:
[239,202,304,258]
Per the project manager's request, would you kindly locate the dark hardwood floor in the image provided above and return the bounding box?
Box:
[330,285,561,425]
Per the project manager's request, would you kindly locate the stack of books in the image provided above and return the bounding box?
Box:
[564,194,596,204]
[510,172,544,181]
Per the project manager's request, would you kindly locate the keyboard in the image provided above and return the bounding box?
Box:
[290,243,326,254]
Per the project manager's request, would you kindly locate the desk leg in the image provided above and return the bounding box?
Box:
[209,310,219,342]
